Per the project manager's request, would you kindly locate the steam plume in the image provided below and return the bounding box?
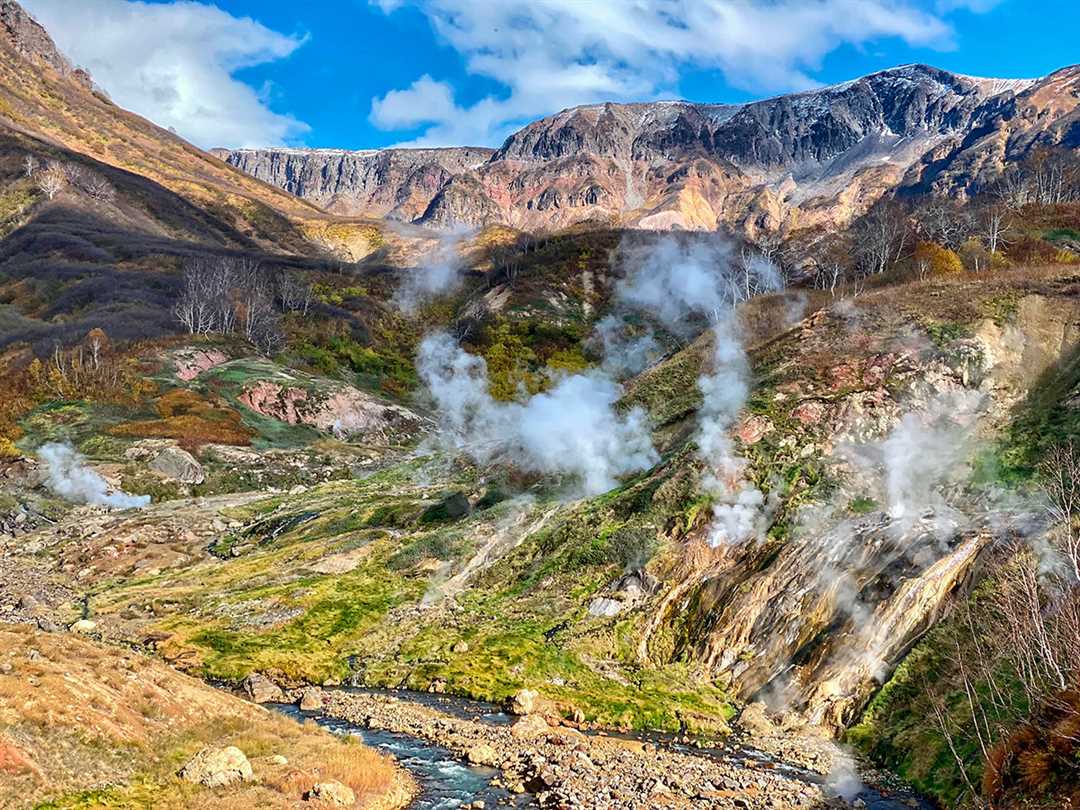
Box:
[417,333,657,495]
[39,442,150,509]
[394,229,470,313]
[613,234,783,546]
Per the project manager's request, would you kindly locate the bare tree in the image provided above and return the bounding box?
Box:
[854,203,909,276]
[276,269,313,315]
[1041,441,1080,583]
[979,205,1012,257]
[915,200,975,251]
[36,161,68,200]
[81,171,115,203]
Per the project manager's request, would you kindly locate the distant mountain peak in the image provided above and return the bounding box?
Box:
[216,61,1079,235]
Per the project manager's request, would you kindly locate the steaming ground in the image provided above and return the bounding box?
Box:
[417,332,657,495]
[39,442,150,509]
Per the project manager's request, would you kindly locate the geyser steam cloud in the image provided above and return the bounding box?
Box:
[39,442,150,509]
[613,234,782,546]
[417,333,657,495]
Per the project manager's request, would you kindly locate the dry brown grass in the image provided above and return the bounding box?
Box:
[0,625,406,809]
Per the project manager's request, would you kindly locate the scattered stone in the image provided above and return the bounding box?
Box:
[18,594,39,612]
[467,743,499,766]
[307,780,355,805]
[69,619,96,634]
[178,746,253,787]
[243,672,284,704]
[270,754,288,766]
[738,702,777,737]
[451,640,469,654]
[510,714,550,739]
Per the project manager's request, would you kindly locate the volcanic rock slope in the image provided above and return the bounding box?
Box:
[221,64,1080,235]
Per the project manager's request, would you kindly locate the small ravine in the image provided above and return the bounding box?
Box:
[273,688,933,810]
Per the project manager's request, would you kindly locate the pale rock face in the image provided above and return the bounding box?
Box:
[218,64,1079,235]
[149,446,205,485]
[242,672,284,704]
[308,781,356,806]
[178,746,253,788]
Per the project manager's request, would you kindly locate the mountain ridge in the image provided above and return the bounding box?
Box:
[218,62,1080,235]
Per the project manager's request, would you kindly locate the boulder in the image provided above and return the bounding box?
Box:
[510,714,550,739]
[307,780,355,805]
[509,688,539,715]
[466,743,499,766]
[737,702,777,737]
[178,746,253,787]
[243,672,284,704]
[299,687,323,711]
[69,619,96,634]
[149,446,204,484]
[587,597,624,618]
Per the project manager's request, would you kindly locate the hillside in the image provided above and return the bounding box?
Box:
[219,64,1080,235]
[0,0,443,353]
[1,2,1080,809]
[0,624,412,809]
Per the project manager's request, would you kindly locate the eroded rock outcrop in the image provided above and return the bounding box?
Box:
[238,380,426,445]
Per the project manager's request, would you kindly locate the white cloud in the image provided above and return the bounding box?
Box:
[370,0,994,147]
[21,0,310,148]
[370,74,459,129]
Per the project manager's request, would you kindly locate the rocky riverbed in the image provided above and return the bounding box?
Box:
[284,688,930,809]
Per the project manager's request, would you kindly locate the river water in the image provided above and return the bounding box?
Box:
[273,688,934,810]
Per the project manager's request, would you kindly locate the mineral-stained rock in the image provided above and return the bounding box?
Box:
[178,746,253,788]
[238,380,425,444]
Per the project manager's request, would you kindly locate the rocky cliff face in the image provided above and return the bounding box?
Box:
[213,146,494,220]
[218,64,1079,235]
[0,0,91,89]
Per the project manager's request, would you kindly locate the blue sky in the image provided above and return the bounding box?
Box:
[22,0,1080,151]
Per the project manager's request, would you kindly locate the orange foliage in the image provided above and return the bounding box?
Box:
[108,388,252,450]
[982,689,1080,805]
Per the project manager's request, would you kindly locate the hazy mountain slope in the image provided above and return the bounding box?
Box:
[218,64,1080,235]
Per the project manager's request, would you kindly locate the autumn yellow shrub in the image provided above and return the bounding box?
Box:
[913,241,964,276]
